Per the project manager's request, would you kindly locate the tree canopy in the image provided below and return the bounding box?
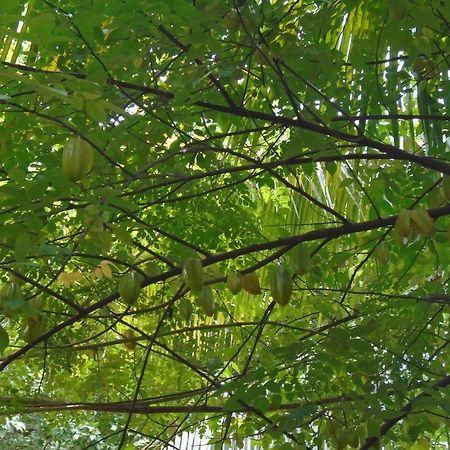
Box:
[0,0,449,448]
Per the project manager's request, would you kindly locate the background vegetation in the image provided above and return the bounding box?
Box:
[0,0,449,448]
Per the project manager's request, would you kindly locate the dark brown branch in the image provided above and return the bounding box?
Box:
[0,394,358,415]
[193,101,450,175]
[3,62,450,175]
[45,320,316,351]
[359,374,450,450]
[1,204,449,371]
[157,25,236,108]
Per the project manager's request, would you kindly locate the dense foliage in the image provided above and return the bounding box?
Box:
[0,0,449,448]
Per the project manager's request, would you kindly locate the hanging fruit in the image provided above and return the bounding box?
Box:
[62,136,94,182]
[394,209,412,243]
[0,281,23,317]
[375,244,389,266]
[182,257,204,291]
[290,245,311,276]
[242,272,261,295]
[118,271,143,306]
[23,317,43,344]
[83,204,104,236]
[270,265,293,306]
[123,330,136,351]
[197,285,215,317]
[410,208,435,237]
[227,271,243,295]
[179,297,194,321]
[19,295,45,344]
[144,260,161,277]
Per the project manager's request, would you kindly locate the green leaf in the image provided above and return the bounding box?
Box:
[85,100,107,122]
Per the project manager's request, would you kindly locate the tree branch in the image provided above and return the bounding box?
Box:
[1,204,449,371]
[3,62,450,174]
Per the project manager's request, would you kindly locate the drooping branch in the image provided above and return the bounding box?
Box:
[3,62,450,175]
[0,394,359,415]
[359,374,450,450]
[1,204,449,370]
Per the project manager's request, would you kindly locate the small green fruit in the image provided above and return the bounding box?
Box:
[197,285,215,317]
[291,245,311,276]
[179,297,194,321]
[62,136,94,182]
[242,272,261,295]
[23,317,43,344]
[227,272,243,295]
[270,265,293,306]
[182,257,204,291]
[119,271,143,306]
[124,330,136,351]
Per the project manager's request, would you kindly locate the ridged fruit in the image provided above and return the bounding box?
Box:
[182,257,204,291]
[412,56,439,79]
[28,296,44,310]
[270,265,293,306]
[227,272,243,295]
[412,56,428,73]
[179,297,194,321]
[290,245,311,276]
[26,296,45,321]
[410,208,435,237]
[375,244,389,266]
[223,11,240,31]
[394,209,412,241]
[124,330,136,351]
[0,282,22,317]
[144,261,161,277]
[119,271,143,306]
[197,285,215,317]
[23,317,43,344]
[242,272,261,295]
[83,205,103,235]
[62,136,94,182]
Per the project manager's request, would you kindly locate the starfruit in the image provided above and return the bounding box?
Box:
[242,272,261,295]
[118,271,143,306]
[144,261,161,277]
[394,209,412,243]
[197,285,215,317]
[83,205,103,236]
[182,257,204,291]
[25,296,45,322]
[0,281,23,317]
[290,245,311,276]
[270,265,293,306]
[62,136,94,182]
[410,208,435,237]
[227,272,243,295]
[23,317,43,344]
[124,330,136,351]
[179,297,194,321]
[375,244,389,266]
